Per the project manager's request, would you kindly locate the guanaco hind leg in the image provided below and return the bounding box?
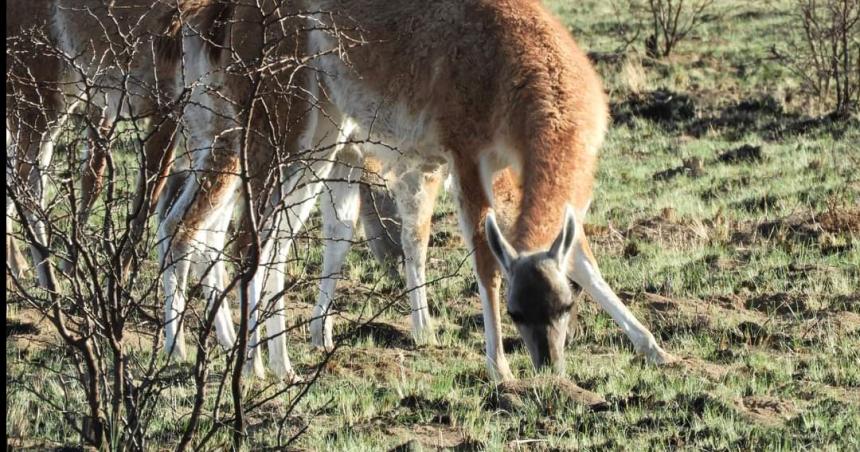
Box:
[388,163,444,345]
[311,150,362,350]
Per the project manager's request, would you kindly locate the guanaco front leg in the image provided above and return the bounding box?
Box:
[451,159,514,381]
[570,237,677,364]
[6,128,25,282]
[124,115,179,266]
[187,200,238,350]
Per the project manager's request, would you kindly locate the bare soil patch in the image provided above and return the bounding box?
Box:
[324,347,412,382]
[6,319,40,338]
[795,381,860,406]
[732,209,857,245]
[653,157,705,181]
[829,293,860,313]
[634,292,763,325]
[792,311,860,346]
[6,438,97,452]
[624,215,710,246]
[746,292,810,316]
[337,321,414,349]
[386,425,473,451]
[818,207,860,235]
[751,216,820,243]
[627,292,809,351]
[612,89,697,126]
[736,194,781,213]
[668,357,731,381]
[732,320,794,349]
[484,376,608,413]
[398,394,454,425]
[6,307,59,353]
[685,96,855,140]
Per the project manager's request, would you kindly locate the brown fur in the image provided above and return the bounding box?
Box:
[307,0,608,250]
[160,0,667,378]
[491,168,523,234]
[297,0,615,378]
[413,172,443,251]
[143,0,309,246]
[158,0,233,62]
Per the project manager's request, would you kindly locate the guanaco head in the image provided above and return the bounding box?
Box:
[485,206,578,374]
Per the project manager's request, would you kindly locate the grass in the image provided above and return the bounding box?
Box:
[6,0,860,450]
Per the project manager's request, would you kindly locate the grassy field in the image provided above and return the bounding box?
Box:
[6,0,859,450]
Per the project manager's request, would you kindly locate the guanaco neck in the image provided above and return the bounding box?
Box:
[512,129,598,252]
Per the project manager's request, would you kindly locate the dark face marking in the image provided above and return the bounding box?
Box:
[485,206,581,374]
[505,255,574,373]
[506,257,574,324]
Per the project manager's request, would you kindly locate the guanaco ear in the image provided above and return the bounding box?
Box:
[485,211,518,273]
[548,205,577,267]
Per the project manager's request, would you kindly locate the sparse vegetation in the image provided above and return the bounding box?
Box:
[6,0,860,450]
[644,0,716,58]
[610,0,717,58]
[773,0,860,117]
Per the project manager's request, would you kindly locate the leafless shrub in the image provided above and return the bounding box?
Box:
[647,0,716,58]
[614,0,716,58]
[4,2,433,450]
[773,0,860,117]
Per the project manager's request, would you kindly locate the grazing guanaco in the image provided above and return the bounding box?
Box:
[295,0,677,379]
